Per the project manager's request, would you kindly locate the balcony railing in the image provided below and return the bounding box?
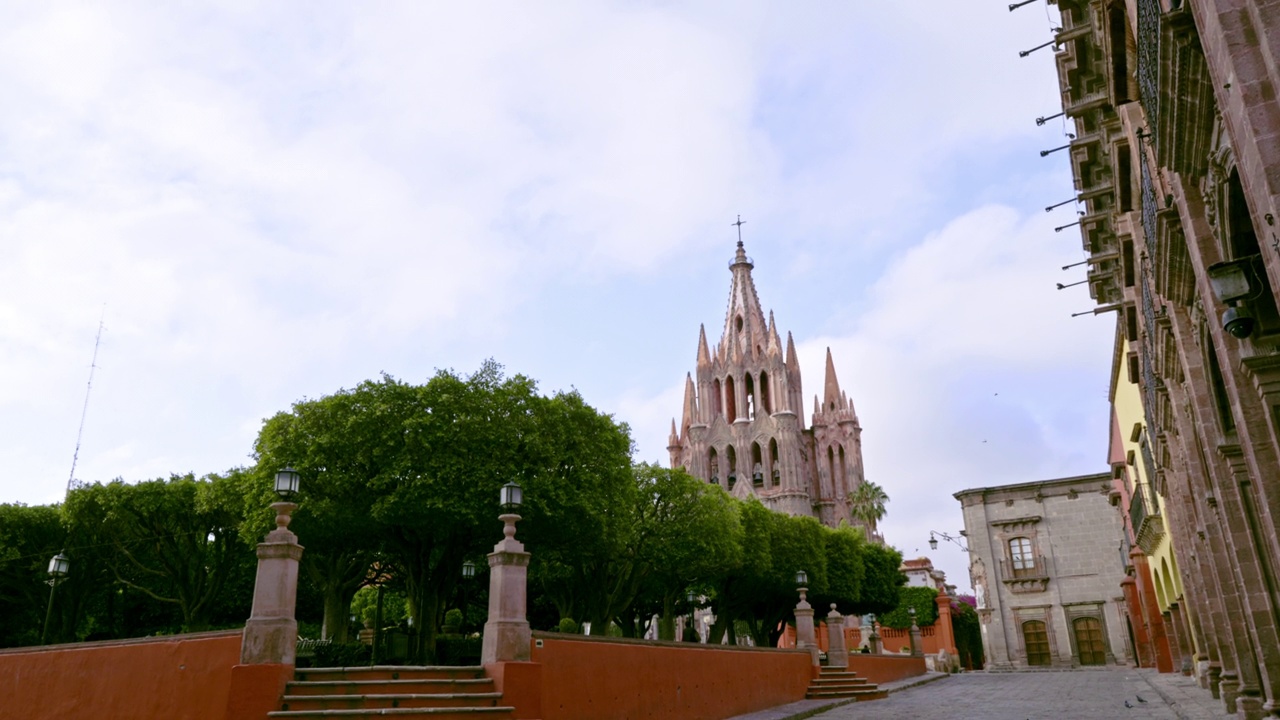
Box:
[1000,556,1048,580]
[1137,0,1161,129]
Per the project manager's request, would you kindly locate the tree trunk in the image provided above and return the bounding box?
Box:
[658,595,676,641]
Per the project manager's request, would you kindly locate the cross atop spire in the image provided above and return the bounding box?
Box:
[733,214,746,247]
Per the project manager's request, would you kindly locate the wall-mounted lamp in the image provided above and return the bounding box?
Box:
[1036,111,1064,126]
[1040,143,1072,157]
[1057,279,1088,290]
[1009,0,1038,10]
[1020,39,1058,57]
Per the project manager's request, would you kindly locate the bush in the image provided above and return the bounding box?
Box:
[443,608,463,632]
[557,617,579,634]
[436,635,482,665]
[879,586,939,629]
[313,642,371,668]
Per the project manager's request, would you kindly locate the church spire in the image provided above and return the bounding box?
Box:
[823,347,842,410]
[720,239,769,357]
[681,373,697,430]
[696,324,711,368]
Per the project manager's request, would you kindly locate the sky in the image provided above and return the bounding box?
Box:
[0,2,1115,593]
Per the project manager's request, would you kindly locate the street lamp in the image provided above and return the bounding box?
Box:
[500,481,523,512]
[795,569,808,588]
[462,560,476,579]
[274,467,301,500]
[928,530,969,552]
[40,550,70,645]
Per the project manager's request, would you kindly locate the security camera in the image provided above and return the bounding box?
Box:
[1223,304,1256,339]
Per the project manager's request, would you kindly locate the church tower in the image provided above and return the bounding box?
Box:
[668,240,868,530]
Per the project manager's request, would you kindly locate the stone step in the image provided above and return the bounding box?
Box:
[805,688,888,701]
[809,680,873,691]
[268,708,514,719]
[281,693,503,712]
[287,679,495,697]
[295,666,485,683]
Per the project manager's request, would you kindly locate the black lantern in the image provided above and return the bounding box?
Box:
[462,560,476,579]
[47,551,70,581]
[275,467,301,500]
[795,569,808,587]
[500,481,523,511]
[928,533,939,551]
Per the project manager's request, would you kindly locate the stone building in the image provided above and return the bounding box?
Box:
[955,473,1130,670]
[1043,0,1280,714]
[667,241,869,530]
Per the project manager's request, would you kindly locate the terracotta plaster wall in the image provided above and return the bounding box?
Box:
[0,630,241,720]
[531,633,811,720]
[844,654,926,685]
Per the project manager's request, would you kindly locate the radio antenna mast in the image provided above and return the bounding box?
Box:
[66,310,105,499]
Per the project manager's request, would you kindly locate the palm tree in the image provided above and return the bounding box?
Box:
[850,480,889,532]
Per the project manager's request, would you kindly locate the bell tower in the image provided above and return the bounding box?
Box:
[668,237,867,529]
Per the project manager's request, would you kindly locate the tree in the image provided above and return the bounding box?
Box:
[849,540,904,616]
[0,504,66,646]
[707,499,829,647]
[620,466,742,640]
[255,362,635,661]
[849,480,889,531]
[63,472,255,632]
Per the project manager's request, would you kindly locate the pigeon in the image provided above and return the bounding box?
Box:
[1136,695,1147,703]
[1124,700,1133,708]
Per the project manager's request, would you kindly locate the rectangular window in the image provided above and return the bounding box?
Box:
[1127,353,1140,384]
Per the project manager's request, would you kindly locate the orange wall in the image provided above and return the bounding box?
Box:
[531,633,812,720]
[845,654,926,685]
[0,630,242,720]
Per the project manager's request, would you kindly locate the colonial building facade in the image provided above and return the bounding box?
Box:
[1047,0,1280,715]
[667,241,868,530]
[955,473,1130,670]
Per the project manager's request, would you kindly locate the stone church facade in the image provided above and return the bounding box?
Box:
[667,241,868,530]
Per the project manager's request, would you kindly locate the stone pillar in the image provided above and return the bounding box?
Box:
[935,594,958,656]
[1121,575,1154,667]
[868,618,883,655]
[794,588,819,666]
[826,605,847,669]
[1132,550,1175,672]
[482,513,531,664]
[909,615,923,658]
[241,501,304,665]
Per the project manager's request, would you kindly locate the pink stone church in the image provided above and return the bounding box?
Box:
[667,240,870,531]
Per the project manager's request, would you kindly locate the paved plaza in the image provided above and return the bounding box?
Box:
[816,670,1230,720]
[735,668,1233,720]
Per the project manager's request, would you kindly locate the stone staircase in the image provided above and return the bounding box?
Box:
[269,666,515,719]
[804,667,888,701]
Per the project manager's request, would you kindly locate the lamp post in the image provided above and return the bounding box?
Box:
[793,569,818,665]
[686,591,697,642]
[40,551,70,644]
[482,481,531,664]
[461,560,476,634]
[928,530,970,553]
[240,467,305,665]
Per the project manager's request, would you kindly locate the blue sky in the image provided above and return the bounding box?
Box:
[0,2,1113,592]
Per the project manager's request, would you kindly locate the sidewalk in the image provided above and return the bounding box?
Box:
[726,671,950,720]
[1135,669,1233,720]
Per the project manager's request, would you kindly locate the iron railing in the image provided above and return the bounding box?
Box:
[1000,555,1048,580]
[1137,0,1161,129]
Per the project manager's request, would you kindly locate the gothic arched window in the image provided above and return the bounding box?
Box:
[708,447,719,485]
[759,371,772,415]
[725,376,737,422]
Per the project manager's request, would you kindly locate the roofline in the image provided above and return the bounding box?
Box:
[953,471,1112,500]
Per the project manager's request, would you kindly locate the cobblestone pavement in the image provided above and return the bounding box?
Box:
[804,668,1232,720]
